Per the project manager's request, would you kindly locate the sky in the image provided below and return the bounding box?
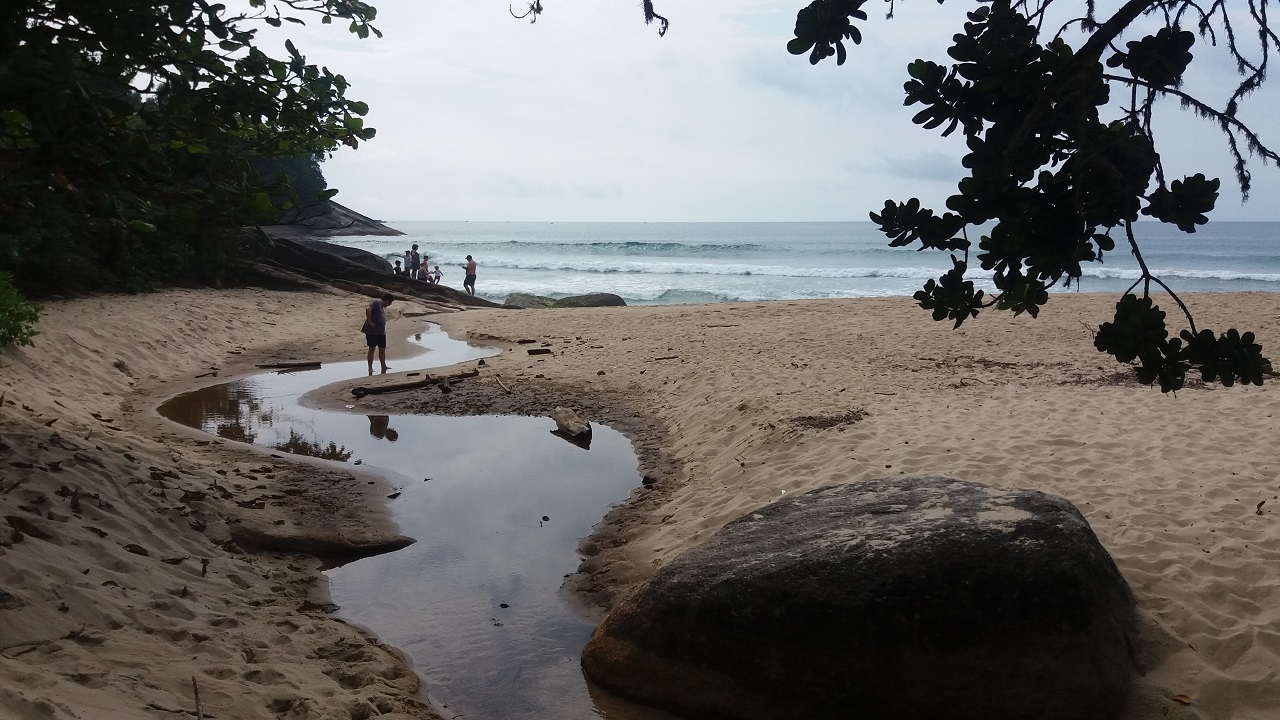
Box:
[255,1,1280,222]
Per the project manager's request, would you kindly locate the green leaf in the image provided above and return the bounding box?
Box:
[1142,174,1220,232]
[1118,28,1195,87]
[787,38,816,56]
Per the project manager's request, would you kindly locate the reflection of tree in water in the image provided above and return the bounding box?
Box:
[217,420,257,444]
[163,381,271,441]
[272,430,353,462]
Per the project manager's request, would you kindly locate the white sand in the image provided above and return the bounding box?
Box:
[4,288,1278,720]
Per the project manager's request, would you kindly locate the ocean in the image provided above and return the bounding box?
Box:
[330,221,1280,305]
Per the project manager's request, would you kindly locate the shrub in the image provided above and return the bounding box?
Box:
[0,272,41,348]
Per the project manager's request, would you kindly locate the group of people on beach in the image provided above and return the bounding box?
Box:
[364,248,478,374]
[394,243,443,285]
[392,243,477,296]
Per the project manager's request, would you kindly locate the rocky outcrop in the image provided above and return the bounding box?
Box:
[253,235,504,309]
[504,293,558,309]
[261,200,405,237]
[553,293,627,308]
[294,237,392,273]
[503,292,628,309]
[582,476,1138,720]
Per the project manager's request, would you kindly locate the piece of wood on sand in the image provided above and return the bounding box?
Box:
[255,361,322,369]
[350,368,479,398]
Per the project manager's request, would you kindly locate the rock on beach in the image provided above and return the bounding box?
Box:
[582,475,1139,720]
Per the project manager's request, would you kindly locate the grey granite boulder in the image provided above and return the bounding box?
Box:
[582,476,1137,720]
[504,293,557,309]
[553,293,627,308]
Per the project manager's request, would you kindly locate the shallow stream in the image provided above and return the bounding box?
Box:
[158,325,669,719]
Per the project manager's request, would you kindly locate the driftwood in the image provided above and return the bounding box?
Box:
[255,361,322,369]
[527,348,553,356]
[495,375,513,393]
[192,677,203,720]
[350,369,480,398]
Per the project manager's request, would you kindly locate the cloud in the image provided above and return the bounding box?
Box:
[248,0,1280,221]
[850,150,962,183]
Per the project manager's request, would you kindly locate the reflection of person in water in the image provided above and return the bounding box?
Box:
[367,415,399,441]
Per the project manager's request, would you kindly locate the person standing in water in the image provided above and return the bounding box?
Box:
[362,292,394,375]
[462,255,477,296]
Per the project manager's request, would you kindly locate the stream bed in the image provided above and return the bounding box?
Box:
[158,325,667,719]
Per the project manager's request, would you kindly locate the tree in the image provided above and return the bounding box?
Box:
[529,0,1275,392]
[788,0,1274,392]
[0,1,380,325]
[250,153,332,216]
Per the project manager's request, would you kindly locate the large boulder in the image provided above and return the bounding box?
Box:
[505,292,629,308]
[504,293,558,309]
[553,293,627,308]
[582,476,1138,720]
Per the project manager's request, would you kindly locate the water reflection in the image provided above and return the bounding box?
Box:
[327,415,648,720]
[275,429,354,462]
[159,324,497,462]
[367,415,400,442]
[157,324,664,720]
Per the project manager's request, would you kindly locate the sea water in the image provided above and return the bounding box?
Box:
[335,221,1280,305]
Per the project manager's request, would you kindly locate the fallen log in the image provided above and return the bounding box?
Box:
[350,368,480,398]
[255,361,322,369]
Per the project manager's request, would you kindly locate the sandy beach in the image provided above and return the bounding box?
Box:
[4,287,1279,720]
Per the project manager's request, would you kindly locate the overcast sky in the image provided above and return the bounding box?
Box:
[258,1,1280,222]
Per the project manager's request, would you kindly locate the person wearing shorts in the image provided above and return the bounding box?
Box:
[463,254,477,296]
[362,292,394,375]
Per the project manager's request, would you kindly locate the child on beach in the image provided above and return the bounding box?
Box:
[432,265,443,284]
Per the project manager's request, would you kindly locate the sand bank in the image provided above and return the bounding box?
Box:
[0,288,445,720]
[5,288,1279,720]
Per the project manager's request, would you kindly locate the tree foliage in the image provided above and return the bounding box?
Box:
[0,272,40,348]
[251,153,332,216]
[800,0,1276,392]
[0,0,378,315]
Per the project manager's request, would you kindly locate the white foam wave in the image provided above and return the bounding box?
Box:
[1083,266,1280,283]
[475,257,950,279]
